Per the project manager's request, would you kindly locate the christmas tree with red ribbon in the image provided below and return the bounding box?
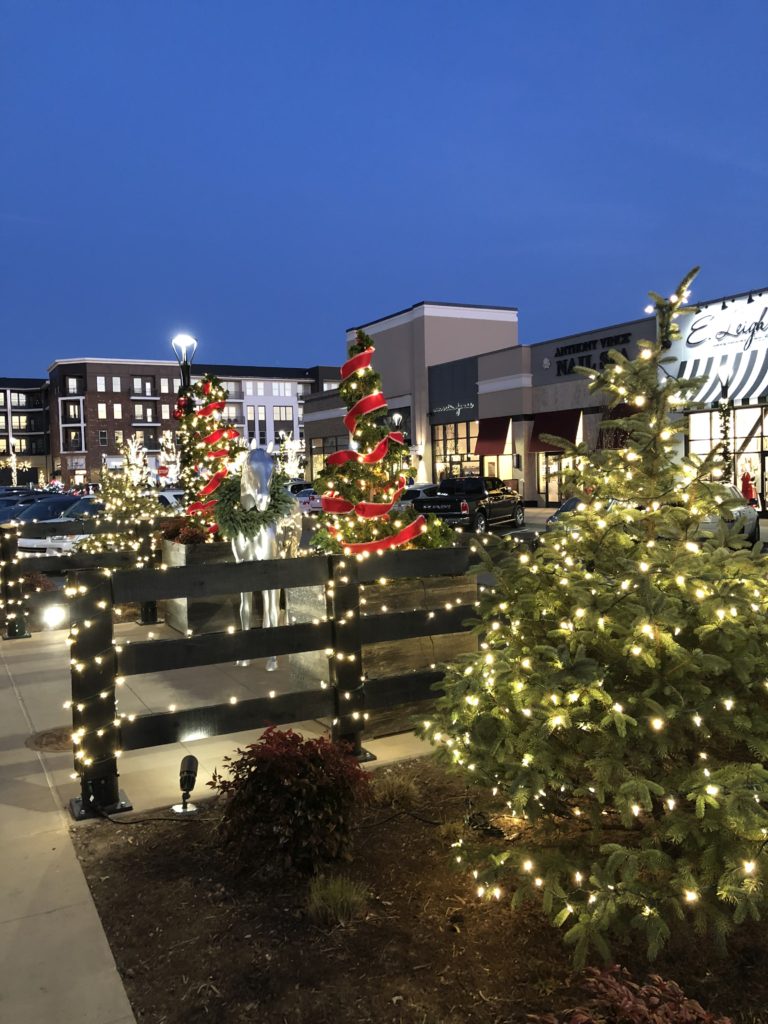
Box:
[174,374,243,534]
[313,330,452,554]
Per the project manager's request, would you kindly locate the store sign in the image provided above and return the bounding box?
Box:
[551,331,632,377]
[677,295,768,357]
[432,401,476,417]
[670,293,768,405]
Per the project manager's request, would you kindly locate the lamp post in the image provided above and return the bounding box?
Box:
[717,365,732,480]
[171,333,198,391]
[171,334,198,505]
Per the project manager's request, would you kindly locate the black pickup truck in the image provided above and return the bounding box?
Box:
[411,476,525,533]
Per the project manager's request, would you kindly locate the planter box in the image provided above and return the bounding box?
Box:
[287,570,477,737]
[162,539,256,635]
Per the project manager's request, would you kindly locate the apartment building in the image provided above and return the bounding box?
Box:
[0,378,50,485]
[48,358,339,485]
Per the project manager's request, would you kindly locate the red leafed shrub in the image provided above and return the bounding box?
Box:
[161,518,209,544]
[531,966,732,1024]
[22,570,56,593]
[210,727,370,876]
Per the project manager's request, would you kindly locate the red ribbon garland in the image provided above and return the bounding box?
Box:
[203,427,239,446]
[343,391,386,434]
[340,346,375,380]
[321,476,406,519]
[198,399,226,418]
[185,388,238,522]
[326,432,405,467]
[329,515,426,554]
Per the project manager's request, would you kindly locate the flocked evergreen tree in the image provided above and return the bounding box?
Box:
[424,270,768,964]
[312,329,452,553]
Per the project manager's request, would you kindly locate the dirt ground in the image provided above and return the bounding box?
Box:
[72,756,768,1024]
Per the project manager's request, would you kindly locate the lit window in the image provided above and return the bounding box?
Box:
[96,376,106,392]
[161,404,170,420]
[160,378,169,394]
[113,403,122,419]
[97,403,107,419]
[112,376,121,392]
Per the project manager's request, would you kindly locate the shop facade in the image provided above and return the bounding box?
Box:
[303,285,768,506]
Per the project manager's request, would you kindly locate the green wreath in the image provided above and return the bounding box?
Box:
[212,466,297,540]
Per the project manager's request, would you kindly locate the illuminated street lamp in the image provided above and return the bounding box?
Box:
[171,333,198,390]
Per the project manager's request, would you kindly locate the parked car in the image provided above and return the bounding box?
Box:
[156,489,185,509]
[42,490,184,556]
[286,479,309,495]
[19,496,105,553]
[0,491,49,520]
[393,484,438,514]
[545,486,760,544]
[296,488,322,513]
[0,493,79,526]
[411,476,525,533]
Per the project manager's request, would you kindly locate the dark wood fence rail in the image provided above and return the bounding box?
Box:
[0,520,160,637]
[67,545,477,818]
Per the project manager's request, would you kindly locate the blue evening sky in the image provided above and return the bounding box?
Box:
[1,1,766,376]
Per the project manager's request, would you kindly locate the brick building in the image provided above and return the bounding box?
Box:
[47,358,338,485]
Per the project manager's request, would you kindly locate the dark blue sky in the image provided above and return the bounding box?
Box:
[2,1,766,376]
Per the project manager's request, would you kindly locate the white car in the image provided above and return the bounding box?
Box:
[296,488,322,513]
[44,491,185,556]
[393,484,437,514]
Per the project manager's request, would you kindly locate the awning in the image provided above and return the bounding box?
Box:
[528,409,581,453]
[678,349,768,405]
[474,416,511,456]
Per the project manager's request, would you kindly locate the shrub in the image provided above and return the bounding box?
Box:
[161,518,209,544]
[22,570,56,593]
[531,965,732,1024]
[307,875,368,927]
[210,727,370,875]
[369,769,420,808]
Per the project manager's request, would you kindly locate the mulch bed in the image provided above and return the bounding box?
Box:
[72,756,768,1024]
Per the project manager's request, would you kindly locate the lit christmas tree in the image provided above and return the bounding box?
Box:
[173,374,244,533]
[313,330,452,553]
[425,270,768,964]
[78,437,155,555]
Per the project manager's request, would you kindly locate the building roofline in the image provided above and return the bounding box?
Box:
[348,299,519,333]
[46,357,328,379]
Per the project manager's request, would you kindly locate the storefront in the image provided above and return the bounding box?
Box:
[671,290,768,509]
[428,356,480,481]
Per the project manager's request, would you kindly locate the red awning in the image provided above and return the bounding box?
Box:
[474,416,511,456]
[528,409,582,453]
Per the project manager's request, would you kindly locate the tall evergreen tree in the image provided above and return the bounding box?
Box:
[425,270,768,964]
[78,437,155,554]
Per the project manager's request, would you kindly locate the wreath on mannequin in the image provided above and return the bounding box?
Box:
[212,465,296,541]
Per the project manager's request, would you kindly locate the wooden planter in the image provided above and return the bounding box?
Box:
[287,569,477,737]
[162,539,248,635]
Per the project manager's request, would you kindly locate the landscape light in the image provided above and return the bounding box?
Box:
[42,604,67,630]
[172,754,199,814]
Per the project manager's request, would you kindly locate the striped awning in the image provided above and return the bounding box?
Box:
[677,349,768,404]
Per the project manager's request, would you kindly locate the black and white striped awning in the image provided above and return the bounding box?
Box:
[677,349,768,405]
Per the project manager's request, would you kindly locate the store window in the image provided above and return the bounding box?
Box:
[309,435,347,480]
[431,421,480,481]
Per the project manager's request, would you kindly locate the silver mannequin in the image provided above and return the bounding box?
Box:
[232,447,302,671]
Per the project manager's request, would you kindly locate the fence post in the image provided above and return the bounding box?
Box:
[327,555,374,761]
[136,520,159,625]
[67,569,132,819]
[1,526,30,639]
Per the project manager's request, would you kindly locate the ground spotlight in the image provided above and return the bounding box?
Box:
[172,754,198,814]
[42,603,67,630]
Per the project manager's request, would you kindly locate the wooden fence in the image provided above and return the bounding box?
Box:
[0,520,159,637]
[66,545,476,818]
